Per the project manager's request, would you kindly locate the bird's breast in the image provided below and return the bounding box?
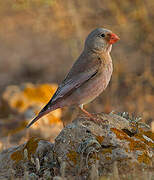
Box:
[76,61,113,105]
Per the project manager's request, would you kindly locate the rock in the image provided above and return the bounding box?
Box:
[0,137,54,179]
[53,112,153,178]
[0,112,153,179]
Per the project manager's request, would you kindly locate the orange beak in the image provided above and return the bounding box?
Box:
[108,33,120,44]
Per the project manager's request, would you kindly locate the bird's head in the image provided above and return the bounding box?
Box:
[84,28,120,53]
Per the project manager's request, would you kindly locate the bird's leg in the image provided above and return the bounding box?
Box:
[79,105,101,123]
[80,107,95,119]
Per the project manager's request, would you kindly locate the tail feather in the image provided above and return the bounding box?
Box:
[26,101,58,128]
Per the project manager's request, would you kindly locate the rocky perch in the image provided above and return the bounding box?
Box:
[0,112,153,179]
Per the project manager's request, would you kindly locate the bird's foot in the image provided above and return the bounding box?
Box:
[79,107,104,124]
[88,116,102,124]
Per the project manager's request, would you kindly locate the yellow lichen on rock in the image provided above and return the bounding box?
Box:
[2,83,62,130]
[111,128,146,150]
[24,137,41,159]
[137,151,151,164]
[129,139,146,151]
[134,132,154,148]
[11,149,23,163]
[111,128,130,141]
[111,127,153,165]
[3,83,58,113]
[67,150,79,165]
[11,137,41,163]
[96,136,104,144]
[2,85,29,113]
[23,83,57,104]
[111,127,154,152]
[135,129,154,147]
[0,141,3,151]
[102,148,112,154]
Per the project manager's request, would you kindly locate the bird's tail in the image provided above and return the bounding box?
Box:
[26,101,59,128]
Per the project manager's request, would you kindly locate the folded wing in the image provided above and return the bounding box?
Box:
[51,55,101,103]
[27,54,101,128]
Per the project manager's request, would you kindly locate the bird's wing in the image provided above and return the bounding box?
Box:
[26,54,101,128]
[51,54,101,103]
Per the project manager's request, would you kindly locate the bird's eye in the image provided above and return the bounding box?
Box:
[100,33,105,38]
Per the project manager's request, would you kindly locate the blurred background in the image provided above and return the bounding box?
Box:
[0,0,153,148]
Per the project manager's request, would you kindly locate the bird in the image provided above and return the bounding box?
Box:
[27,28,119,128]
